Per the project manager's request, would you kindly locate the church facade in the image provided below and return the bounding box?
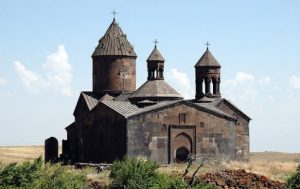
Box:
[54,18,250,164]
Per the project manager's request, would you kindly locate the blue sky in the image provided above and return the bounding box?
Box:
[0,0,300,152]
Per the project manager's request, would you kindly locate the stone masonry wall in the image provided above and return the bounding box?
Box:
[80,103,126,163]
[127,103,237,164]
[216,101,250,161]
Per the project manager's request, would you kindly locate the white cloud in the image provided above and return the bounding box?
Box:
[0,78,6,86]
[258,77,271,86]
[223,72,255,86]
[289,75,300,89]
[43,45,72,96]
[222,72,258,103]
[165,68,194,99]
[14,61,46,94]
[222,72,273,113]
[14,45,73,96]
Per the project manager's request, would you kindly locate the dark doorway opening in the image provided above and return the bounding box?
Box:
[175,146,189,163]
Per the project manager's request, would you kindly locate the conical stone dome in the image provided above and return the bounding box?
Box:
[92,19,137,57]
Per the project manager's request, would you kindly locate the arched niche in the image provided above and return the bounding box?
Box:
[173,132,192,162]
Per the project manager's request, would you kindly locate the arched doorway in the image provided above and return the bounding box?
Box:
[175,146,189,162]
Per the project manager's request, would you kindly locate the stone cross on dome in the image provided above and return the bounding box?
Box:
[154,39,159,48]
[205,41,210,49]
[112,10,118,20]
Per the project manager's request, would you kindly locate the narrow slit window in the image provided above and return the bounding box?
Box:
[179,113,186,124]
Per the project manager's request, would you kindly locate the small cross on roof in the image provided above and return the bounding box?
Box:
[154,39,159,47]
[112,10,118,19]
[205,41,210,48]
[205,41,210,49]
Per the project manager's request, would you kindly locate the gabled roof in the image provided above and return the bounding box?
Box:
[73,91,101,117]
[93,98,236,121]
[128,100,181,118]
[207,98,251,121]
[101,101,140,117]
[193,103,232,118]
[81,92,99,110]
[92,19,137,57]
[129,80,183,100]
[127,100,236,120]
[195,48,221,67]
[147,46,165,62]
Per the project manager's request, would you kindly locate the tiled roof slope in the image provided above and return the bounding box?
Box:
[129,80,183,99]
[77,93,238,121]
[92,19,137,57]
[114,92,133,102]
[101,101,140,117]
[81,92,100,110]
[128,100,235,120]
[194,103,233,118]
[195,48,221,67]
[208,98,251,121]
[147,46,165,61]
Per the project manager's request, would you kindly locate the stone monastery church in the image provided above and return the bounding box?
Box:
[47,18,251,164]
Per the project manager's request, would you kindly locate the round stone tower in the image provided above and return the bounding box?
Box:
[92,18,137,96]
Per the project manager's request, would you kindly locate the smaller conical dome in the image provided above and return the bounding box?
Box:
[194,48,221,67]
[147,46,165,62]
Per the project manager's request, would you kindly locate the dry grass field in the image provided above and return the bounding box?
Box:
[0,145,60,164]
[225,152,300,181]
[0,145,44,164]
[0,146,299,181]
[158,152,300,181]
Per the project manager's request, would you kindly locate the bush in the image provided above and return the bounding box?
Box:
[150,173,216,189]
[0,157,86,189]
[0,157,43,189]
[34,164,86,189]
[151,174,187,189]
[286,165,300,189]
[109,157,160,189]
[109,157,215,189]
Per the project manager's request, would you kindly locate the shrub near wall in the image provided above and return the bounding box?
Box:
[109,157,160,189]
[109,157,216,189]
[0,157,86,189]
[34,164,86,189]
